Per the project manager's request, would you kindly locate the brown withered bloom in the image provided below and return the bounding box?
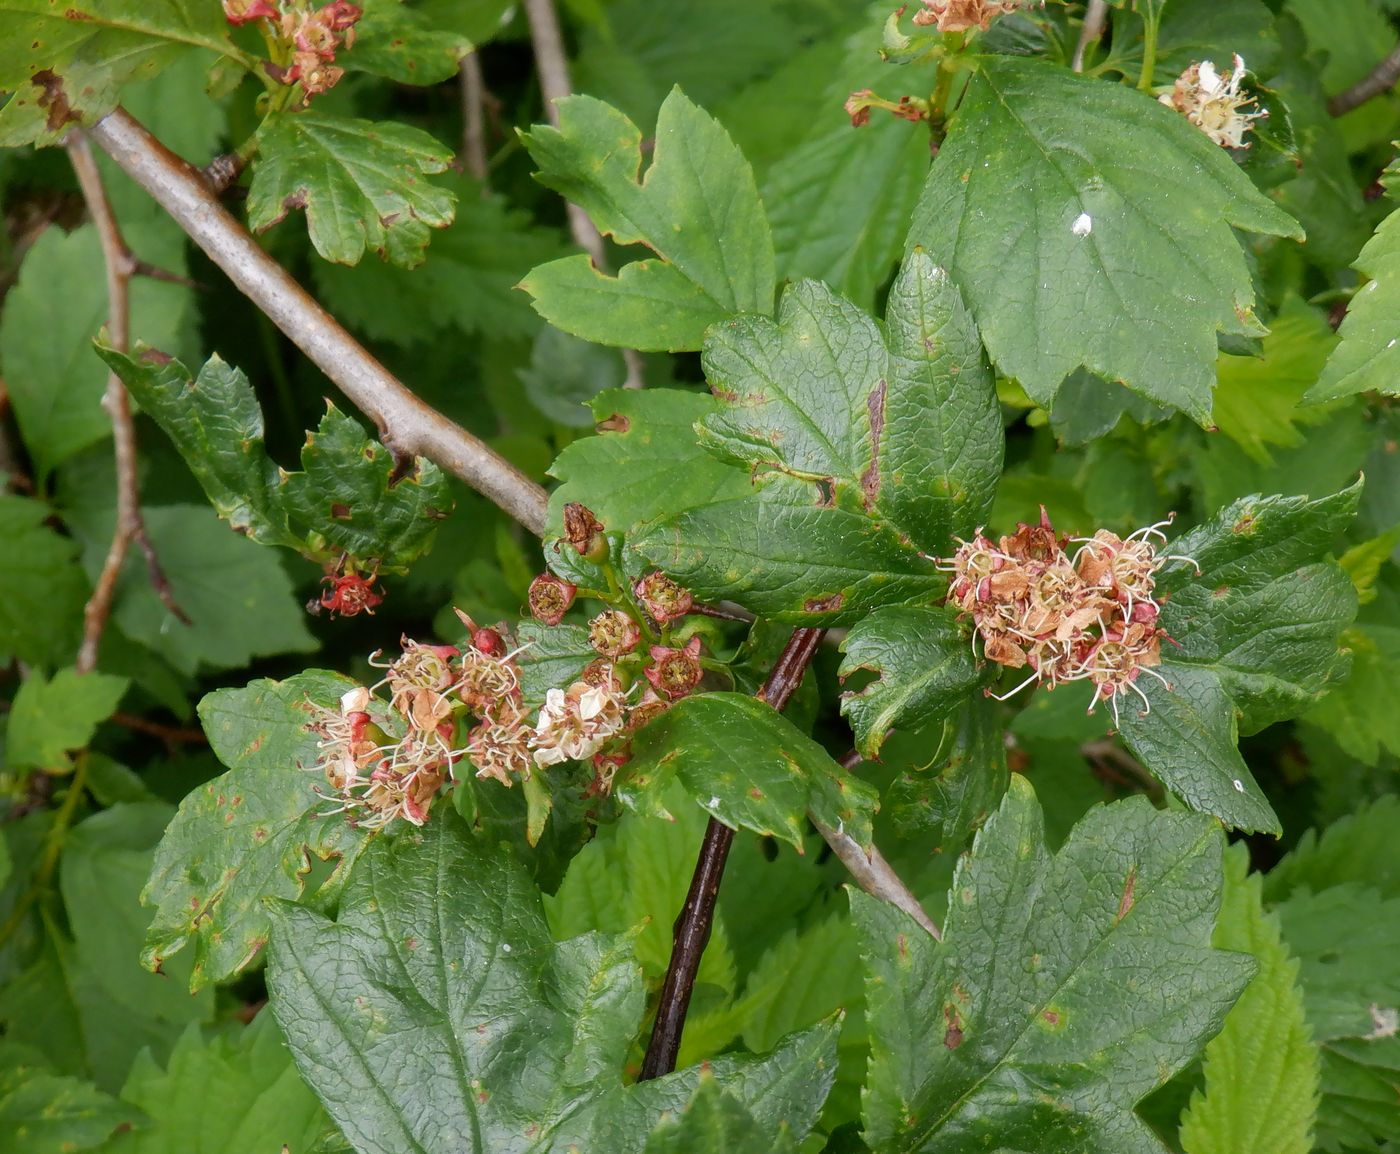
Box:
[938,510,1198,727]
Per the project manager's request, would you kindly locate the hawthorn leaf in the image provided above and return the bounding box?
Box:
[97,505,316,676]
[642,1076,798,1154]
[102,1014,327,1154]
[0,1051,140,1154]
[56,804,216,1089]
[6,668,128,772]
[312,176,568,345]
[521,87,775,350]
[1178,844,1319,1154]
[1307,203,1400,402]
[102,347,451,570]
[98,348,296,548]
[545,788,738,1001]
[1115,662,1280,834]
[344,0,472,85]
[1265,794,1400,903]
[1274,883,1400,1151]
[514,622,597,708]
[266,811,840,1154]
[621,692,876,851]
[0,494,87,668]
[633,476,946,626]
[0,1,233,146]
[248,113,455,268]
[141,672,370,990]
[837,606,981,758]
[544,388,752,542]
[281,406,451,563]
[856,776,1254,1153]
[699,251,1002,556]
[909,55,1302,420]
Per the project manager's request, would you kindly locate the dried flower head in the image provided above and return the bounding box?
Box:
[1159,54,1265,149]
[939,510,1197,727]
[589,609,642,658]
[223,0,278,24]
[912,0,1040,33]
[528,573,577,626]
[644,636,704,700]
[467,703,534,787]
[561,502,606,559]
[634,571,693,626]
[530,679,628,768]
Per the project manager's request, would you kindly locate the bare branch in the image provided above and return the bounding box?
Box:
[88,107,550,536]
[459,51,489,183]
[1328,42,1400,117]
[67,132,188,675]
[1072,0,1110,73]
[522,0,645,390]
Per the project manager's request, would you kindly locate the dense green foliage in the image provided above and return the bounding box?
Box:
[2,2,1399,1152]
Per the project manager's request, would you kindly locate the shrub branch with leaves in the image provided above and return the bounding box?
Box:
[2,1,1399,1153]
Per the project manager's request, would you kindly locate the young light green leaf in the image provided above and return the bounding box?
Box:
[1265,794,1400,902]
[1306,624,1400,764]
[621,692,877,851]
[0,2,233,146]
[1274,883,1400,1152]
[855,776,1254,1154]
[910,55,1302,421]
[0,1051,141,1154]
[1178,844,1319,1154]
[141,672,369,990]
[102,1014,327,1154]
[0,495,87,669]
[1307,204,1400,402]
[544,387,753,543]
[521,87,775,350]
[837,606,981,759]
[267,811,839,1154]
[641,1076,798,1154]
[7,668,128,771]
[248,114,455,268]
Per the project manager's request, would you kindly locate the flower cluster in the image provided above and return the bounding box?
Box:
[911,0,1042,34]
[1159,55,1265,149]
[222,1,362,98]
[940,511,1196,726]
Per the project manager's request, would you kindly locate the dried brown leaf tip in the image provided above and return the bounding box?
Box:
[938,509,1200,726]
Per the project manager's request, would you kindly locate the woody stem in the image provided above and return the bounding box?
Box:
[638,626,825,1080]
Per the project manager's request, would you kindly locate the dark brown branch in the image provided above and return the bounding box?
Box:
[1329,42,1400,117]
[88,108,551,535]
[640,627,825,1080]
[67,132,189,675]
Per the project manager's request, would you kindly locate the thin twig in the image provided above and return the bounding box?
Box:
[110,711,209,746]
[1072,0,1110,73]
[641,627,827,1080]
[521,0,645,390]
[67,133,189,675]
[459,51,489,184]
[88,108,551,535]
[1328,42,1400,117]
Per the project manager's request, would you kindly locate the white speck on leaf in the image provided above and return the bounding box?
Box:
[501,943,512,954]
[708,795,720,809]
[1366,1003,1399,1039]
[1387,339,1397,349]
[1232,779,1245,792]
[1072,212,1093,238]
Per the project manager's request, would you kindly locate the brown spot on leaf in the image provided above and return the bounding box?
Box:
[1042,1009,1061,1026]
[1116,866,1137,923]
[748,787,764,800]
[897,932,908,959]
[803,593,845,614]
[943,1004,965,1049]
[329,502,353,520]
[596,413,630,433]
[138,348,173,367]
[33,69,78,134]
[281,189,308,212]
[1232,510,1258,535]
